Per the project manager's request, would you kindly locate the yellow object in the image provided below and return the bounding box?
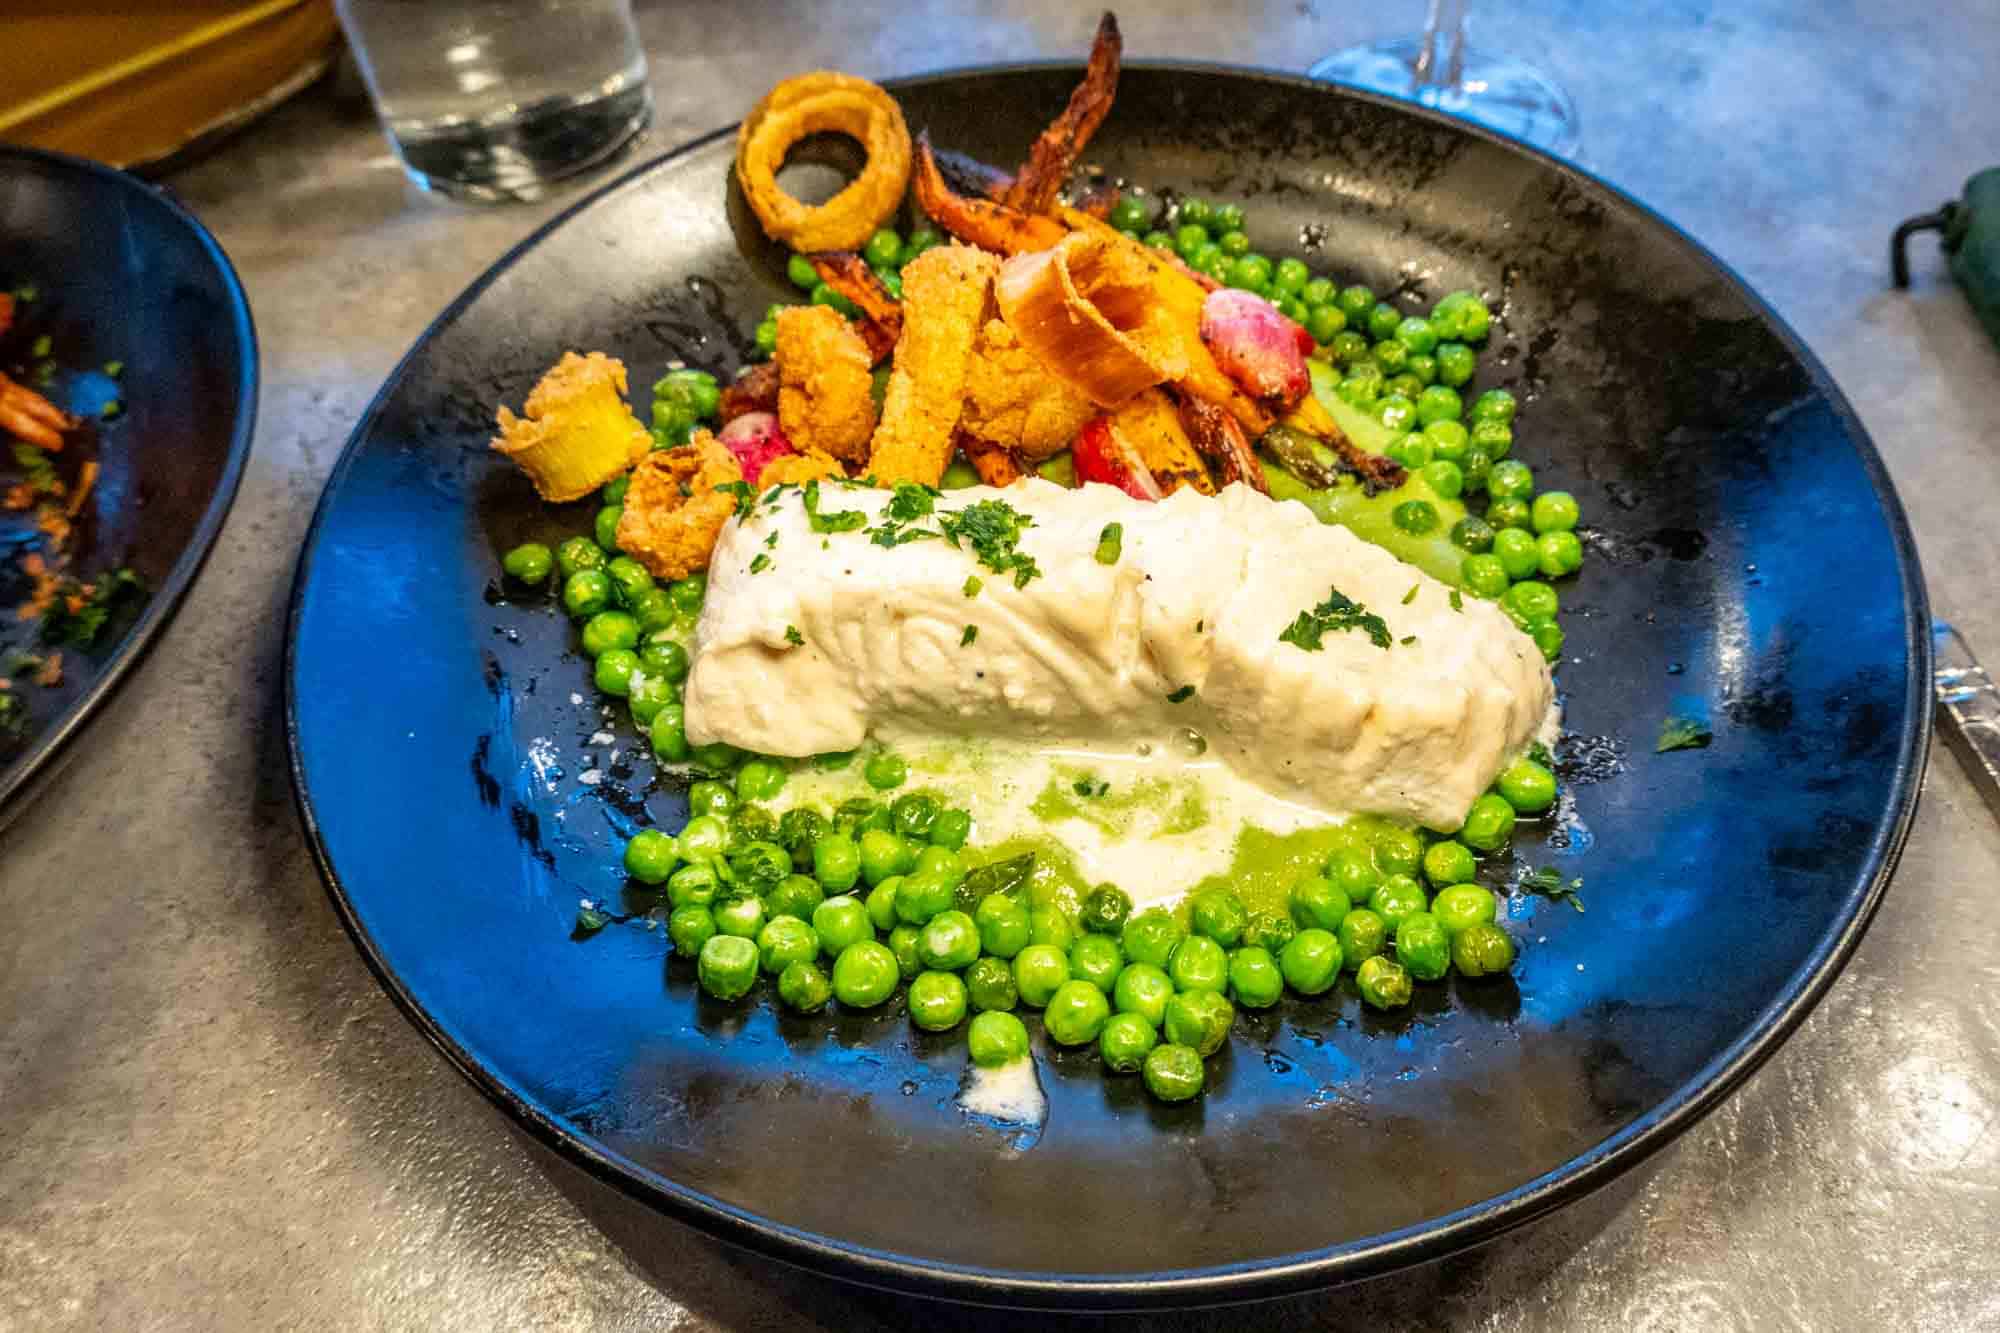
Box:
[0,1,339,169]
[492,352,652,503]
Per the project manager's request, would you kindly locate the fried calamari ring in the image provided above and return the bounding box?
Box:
[735,72,912,252]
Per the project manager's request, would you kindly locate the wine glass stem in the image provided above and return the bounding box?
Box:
[1416,0,1469,90]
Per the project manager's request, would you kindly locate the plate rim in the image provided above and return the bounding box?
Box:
[0,143,259,825]
[283,61,1933,1307]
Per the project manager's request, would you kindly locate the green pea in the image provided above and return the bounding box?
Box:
[1432,883,1499,935]
[1458,793,1517,852]
[894,868,954,926]
[1277,295,1310,325]
[1427,421,1472,459]
[1533,620,1566,662]
[903,227,943,260]
[1069,933,1125,994]
[1451,515,1496,554]
[1369,874,1429,935]
[556,536,607,579]
[1044,979,1111,1046]
[1210,201,1244,231]
[1167,936,1227,994]
[1305,303,1346,344]
[1107,195,1152,233]
[1368,302,1402,340]
[563,569,612,618]
[1162,990,1234,1057]
[965,956,1019,1013]
[1395,315,1438,354]
[913,844,962,884]
[1178,197,1213,226]
[1452,922,1516,977]
[1386,371,1425,401]
[594,505,623,553]
[1342,360,1386,400]
[831,939,900,1007]
[1227,946,1284,1009]
[627,589,677,636]
[864,750,907,790]
[1192,244,1225,276]
[776,960,832,1013]
[1328,848,1382,905]
[1217,230,1251,259]
[691,741,741,776]
[1460,446,1493,495]
[918,909,980,971]
[1225,254,1272,292]
[787,252,821,289]
[727,805,778,852]
[811,834,861,891]
[1416,384,1463,425]
[1336,284,1376,319]
[1471,418,1514,458]
[1497,758,1558,813]
[1492,526,1540,580]
[887,792,938,840]
[763,872,822,925]
[1012,943,1071,1007]
[1537,530,1584,578]
[929,808,972,849]
[1488,459,1534,501]
[668,904,716,958]
[1079,883,1133,935]
[1501,580,1559,629]
[1435,342,1476,386]
[1488,496,1531,531]
[1099,1012,1158,1073]
[865,877,902,931]
[1395,911,1452,981]
[757,915,818,975]
[1330,330,1371,366]
[1525,488,1580,533]
[697,933,759,1000]
[1356,955,1414,1010]
[1113,962,1174,1026]
[649,703,690,763]
[1291,874,1350,931]
[975,891,1032,958]
[1404,354,1438,387]
[1421,459,1464,500]
[1337,909,1387,970]
[594,648,640,696]
[858,828,909,887]
[908,970,969,1032]
[503,542,553,584]
[1373,339,1411,376]
[1143,1043,1205,1102]
[1120,909,1185,969]
[1471,387,1517,424]
[1392,499,1440,536]
[1271,256,1311,293]
[1189,889,1248,946]
[714,894,766,940]
[808,283,859,318]
[1423,839,1478,888]
[811,894,871,954]
[1243,909,1296,954]
[888,925,923,980]
[638,635,689,683]
[834,796,890,837]
[861,227,904,269]
[602,553,650,600]
[667,573,706,613]
[687,780,735,820]
[1462,553,1510,599]
[1376,393,1416,432]
[734,759,785,803]
[1300,277,1336,307]
[1029,907,1075,952]
[1173,222,1211,259]
[623,829,680,885]
[968,1010,1030,1067]
[1143,229,1175,250]
[668,861,720,909]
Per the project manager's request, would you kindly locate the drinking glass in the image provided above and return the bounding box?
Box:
[1308,0,1579,157]
[335,0,652,202]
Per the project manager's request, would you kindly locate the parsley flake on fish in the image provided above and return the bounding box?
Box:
[937,498,1040,588]
[802,479,866,533]
[1278,587,1391,652]
[1094,522,1123,565]
[784,625,804,646]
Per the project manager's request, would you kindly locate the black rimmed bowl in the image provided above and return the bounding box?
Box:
[0,146,256,826]
[286,65,1927,1307]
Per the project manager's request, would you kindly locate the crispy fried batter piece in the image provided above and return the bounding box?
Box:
[735,72,912,251]
[1112,389,1215,496]
[758,448,849,487]
[960,317,1096,461]
[1005,11,1122,216]
[775,305,878,464]
[491,352,650,502]
[867,243,999,486]
[913,133,1068,257]
[614,431,744,580]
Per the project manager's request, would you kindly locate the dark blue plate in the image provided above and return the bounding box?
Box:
[1,147,257,825]
[286,67,1928,1307]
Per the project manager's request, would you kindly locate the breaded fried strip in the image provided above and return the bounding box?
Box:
[776,305,878,463]
[866,243,999,486]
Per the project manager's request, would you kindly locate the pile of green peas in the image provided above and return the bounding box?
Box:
[1110,193,1585,663]
[762,225,947,355]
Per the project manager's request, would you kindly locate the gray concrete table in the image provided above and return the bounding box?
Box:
[6,2,1999,1327]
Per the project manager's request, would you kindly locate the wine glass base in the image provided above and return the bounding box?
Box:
[1308,37,1580,158]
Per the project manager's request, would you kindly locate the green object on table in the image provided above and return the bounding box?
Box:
[1894,168,2000,350]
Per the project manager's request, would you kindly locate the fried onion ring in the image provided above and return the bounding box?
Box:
[735,72,912,252]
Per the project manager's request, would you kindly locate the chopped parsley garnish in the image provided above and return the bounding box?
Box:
[802,479,866,533]
[749,553,772,574]
[1449,589,1464,612]
[1522,867,1585,912]
[573,903,612,937]
[1400,635,1417,646]
[1072,777,1110,798]
[1528,740,1554,768]
[961,624,978,646]
[1402,584,1419,605]
[1656,716,1713,753]
[1094,522,1123,565]
[717,480,756,519]
[102,360,123,379]
[30,334,51,359]
[784,625,804,646]
[99,400,121,421]
[937,498,1040,588]
[1278,587,1391,652]
[887,482,936,522]
[763,530,779,548]
[1167,684,1196,703]
[963,575,983,598]
[41,568,142,647]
